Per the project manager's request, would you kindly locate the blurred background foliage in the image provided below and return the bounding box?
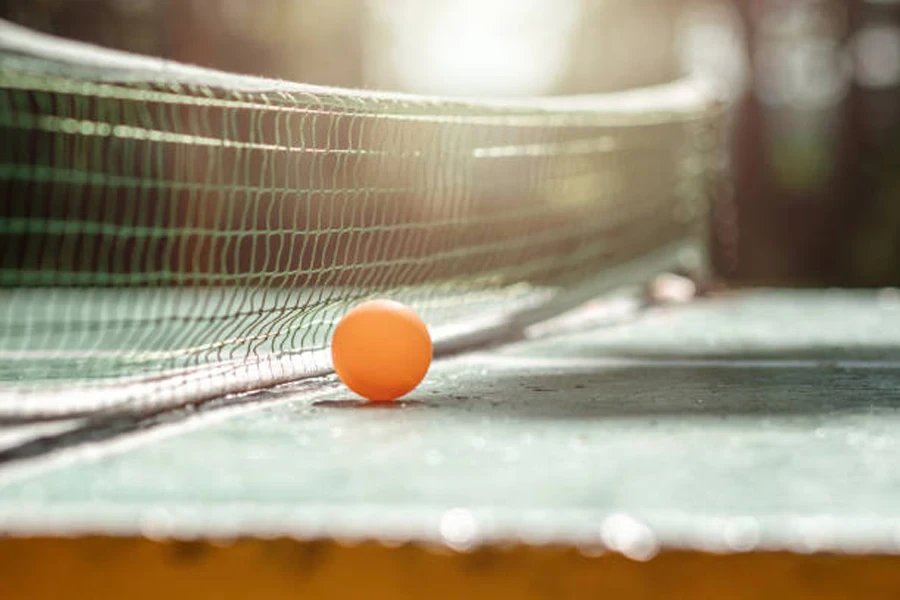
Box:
[1,0,898,287]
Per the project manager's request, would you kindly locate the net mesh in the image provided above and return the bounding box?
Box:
[0,20,728,418]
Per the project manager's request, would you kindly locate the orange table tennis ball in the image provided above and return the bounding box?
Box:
[331,299,433,401]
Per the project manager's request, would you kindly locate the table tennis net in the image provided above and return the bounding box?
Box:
[0,21,728,418]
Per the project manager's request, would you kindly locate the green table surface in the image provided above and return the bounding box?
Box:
[1,290,899,558]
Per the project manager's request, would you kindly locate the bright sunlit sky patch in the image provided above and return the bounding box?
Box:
[367,0,581,97]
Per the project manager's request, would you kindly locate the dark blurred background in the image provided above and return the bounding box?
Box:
[2,0,898,287]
